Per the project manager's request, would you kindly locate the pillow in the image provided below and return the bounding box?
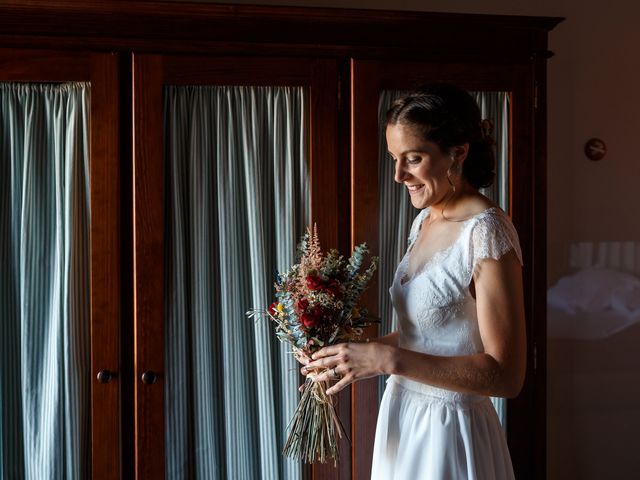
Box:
[547,267,640,314]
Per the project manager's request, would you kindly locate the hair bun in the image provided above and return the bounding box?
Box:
[480,118,496,145]
[464,138,495,189]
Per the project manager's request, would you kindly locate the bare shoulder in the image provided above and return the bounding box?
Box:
[457,193,499,219]
[471,193,498,212]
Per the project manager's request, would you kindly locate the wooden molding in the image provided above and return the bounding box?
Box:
[0,1,562,60]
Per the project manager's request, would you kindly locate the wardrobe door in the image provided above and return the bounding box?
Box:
[0,49,120,480]
[351,59,543,480]
[132,54,345,480]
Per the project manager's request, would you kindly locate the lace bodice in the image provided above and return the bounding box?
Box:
[388,206,522,399]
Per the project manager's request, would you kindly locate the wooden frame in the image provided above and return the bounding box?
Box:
[132,53,342,479]
[132,53,165,480]
[0,48,121,480]
[89,52,122,480]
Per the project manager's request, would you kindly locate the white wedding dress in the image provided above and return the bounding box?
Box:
[371,206,521,480]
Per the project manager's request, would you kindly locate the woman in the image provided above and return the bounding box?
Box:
[300,83,526,479]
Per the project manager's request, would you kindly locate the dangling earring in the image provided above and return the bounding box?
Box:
[447,154,458,193]
[443,152,467,222]
[447,169,456,192]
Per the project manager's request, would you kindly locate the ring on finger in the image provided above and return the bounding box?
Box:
[332,367,341,380]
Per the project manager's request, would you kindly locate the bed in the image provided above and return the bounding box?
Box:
[547,241,640,479]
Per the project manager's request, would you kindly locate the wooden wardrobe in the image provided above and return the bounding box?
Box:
[0,2,561,479]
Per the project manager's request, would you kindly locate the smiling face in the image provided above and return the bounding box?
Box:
[386,122,455,210]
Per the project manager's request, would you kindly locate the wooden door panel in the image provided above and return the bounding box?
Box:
[89,52,122,480]
[0,48,121,480]
[132,53,165,480]
[351,58,542,480]
[132,53,343,480]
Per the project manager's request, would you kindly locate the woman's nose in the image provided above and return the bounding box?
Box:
[394,161,409,184]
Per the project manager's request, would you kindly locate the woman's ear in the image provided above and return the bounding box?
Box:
[450,143,470,167]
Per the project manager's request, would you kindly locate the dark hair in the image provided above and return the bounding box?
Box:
[386,83,495,189]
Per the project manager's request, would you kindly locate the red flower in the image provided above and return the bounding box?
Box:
[311,305,334,325]
[268,302,278,316]
[305,275,324,291]
[311,305,326,318]
[301,313,318,328]
[324,279,342,297]
[296,298,310,312]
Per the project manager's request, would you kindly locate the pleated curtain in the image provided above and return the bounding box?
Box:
[377,90,511,425]
[0,83,91,479]
[164,85,308,480]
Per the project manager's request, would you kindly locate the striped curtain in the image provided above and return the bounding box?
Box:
[377,90,511,425]
[0,83,91,479]
[164,86,308,480]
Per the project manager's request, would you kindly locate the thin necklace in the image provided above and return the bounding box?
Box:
[440,182,468,223]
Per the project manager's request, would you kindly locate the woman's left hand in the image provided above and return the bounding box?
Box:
[301,341,394,395]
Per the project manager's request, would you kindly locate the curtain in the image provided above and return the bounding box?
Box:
[377,90,511,425]
[164,85,309,480]
[0,83,91,479]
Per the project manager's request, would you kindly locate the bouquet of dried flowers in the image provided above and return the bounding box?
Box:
[247,226,378,465]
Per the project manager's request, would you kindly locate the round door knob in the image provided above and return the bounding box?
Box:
[97,370,114,384]
[141,371,157,384]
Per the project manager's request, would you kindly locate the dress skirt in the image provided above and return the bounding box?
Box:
[371,377,515,480]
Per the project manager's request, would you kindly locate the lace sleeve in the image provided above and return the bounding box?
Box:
[471,209,523,271]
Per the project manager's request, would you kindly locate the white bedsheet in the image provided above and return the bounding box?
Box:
[547,306,640,340]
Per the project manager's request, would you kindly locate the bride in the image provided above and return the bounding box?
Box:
[300,83,526,479]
